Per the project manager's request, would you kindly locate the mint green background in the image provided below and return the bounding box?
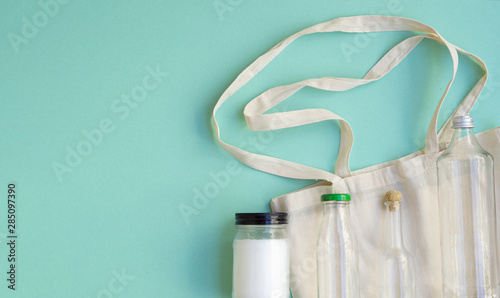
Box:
[0,1,499,297]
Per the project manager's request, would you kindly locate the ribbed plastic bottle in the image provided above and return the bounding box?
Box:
[437,115,499,297]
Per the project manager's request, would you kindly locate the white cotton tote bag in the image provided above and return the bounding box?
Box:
[212,16,500,297]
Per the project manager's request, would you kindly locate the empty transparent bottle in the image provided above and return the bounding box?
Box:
[437,115,499,297]
[317,194,360,298]
[379,191,416,298]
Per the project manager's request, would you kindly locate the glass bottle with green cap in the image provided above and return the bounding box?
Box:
[317,194,360,298]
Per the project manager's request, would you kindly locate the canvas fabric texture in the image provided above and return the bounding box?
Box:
[212,15,499,297]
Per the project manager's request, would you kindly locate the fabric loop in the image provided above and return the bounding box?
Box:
[213,15,487,182]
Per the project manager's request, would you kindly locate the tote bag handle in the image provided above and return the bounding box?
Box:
[212,15,487,182]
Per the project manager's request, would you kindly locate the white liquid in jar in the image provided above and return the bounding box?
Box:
[233,239,290,298]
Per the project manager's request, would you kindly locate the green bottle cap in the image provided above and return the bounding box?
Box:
[321,194,351,202]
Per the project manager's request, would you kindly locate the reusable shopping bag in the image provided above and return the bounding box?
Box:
[212,15,499,297]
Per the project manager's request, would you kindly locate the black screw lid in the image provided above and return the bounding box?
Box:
[235,213,288,225]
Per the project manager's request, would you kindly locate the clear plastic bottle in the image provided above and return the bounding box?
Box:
[317,194,360,298]
[437,115,499,297]
[379,191,416,298]
[232,213,290,298]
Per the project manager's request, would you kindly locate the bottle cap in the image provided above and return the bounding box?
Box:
[452,115,475,128]
[235,213,288,225]
[321,194,351,202]
[384,191,402,212]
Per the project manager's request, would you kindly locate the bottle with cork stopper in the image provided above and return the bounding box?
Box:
[379,191,416,298]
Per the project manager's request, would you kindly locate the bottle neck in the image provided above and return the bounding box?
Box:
[448,127,480,151]
[322,201,351,221]
[386,202,403,249]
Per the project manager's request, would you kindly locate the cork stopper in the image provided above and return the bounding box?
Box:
[384,191,402,212]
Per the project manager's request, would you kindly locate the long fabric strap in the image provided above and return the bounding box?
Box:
[212,15,487,183]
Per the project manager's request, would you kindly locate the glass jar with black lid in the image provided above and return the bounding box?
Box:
[232,213,289,298]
